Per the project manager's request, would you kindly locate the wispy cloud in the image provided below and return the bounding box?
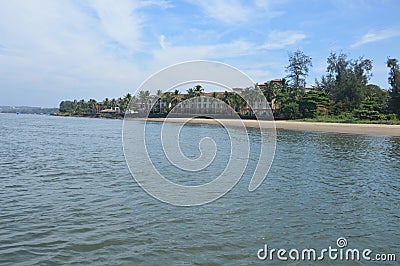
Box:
[89,0,143,51]
[351,29,400,47]
[0,0,398,106]
[140,0,173,9]
[260,31,306,49]
[188,0,283,24]
[154,35,253,65]
[0,1,161,105]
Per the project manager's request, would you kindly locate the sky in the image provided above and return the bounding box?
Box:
[0,0,399,107]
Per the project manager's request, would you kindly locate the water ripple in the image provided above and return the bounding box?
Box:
[0,114,398,265]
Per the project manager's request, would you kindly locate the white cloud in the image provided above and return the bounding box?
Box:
[1,0,396,107]
[139,0,173,9]
[351,29,400,47]
[0,1,154,106]
[188,0,252,24]
[153,36,254,66]
[260,31,306,49]
[159,35,168,49]
[89,0,143,51]
[243,68,273,83]
[188,0,282,24]
[153,29,305,68]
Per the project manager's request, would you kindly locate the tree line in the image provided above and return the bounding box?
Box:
[59,50,400,122]
[59,94,133,116]
[261,50,399,121]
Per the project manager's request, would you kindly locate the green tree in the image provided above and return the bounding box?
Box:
[88,99,97,114]
[161,92,174,113]
[76,99,89,114]
[193,85,204,96]
[155,89,164,113]
[299,89,330,118]
[186,85,204,99]
[228,93,245,112]
[317,52,372,113]
[138,90,151,111]
[279,102,300,119]
[286,49,312,90]
[59,100,75,114]
[186,87,195,98]
[261,80,285,111]
[103,98,110,109]
[352,85,388,120]
[364,84,388,114]
[170,89,181,109]
[110,98,117,109]
[120,93,132,113]
[241,86,263,108]
[210,92,219,113]
[387,58,400,117]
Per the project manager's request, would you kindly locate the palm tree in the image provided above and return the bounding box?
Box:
[161,92,174,113]
[103,98,110,110]
[193,85,204,96]
[110,98,117,109]
[232,93,245,113]
[240,85,264,115]
[170,89,181,110]
[156,89,164,113]
[125,93,132,101]
[186,87,195,99]
[88,99,97,114]
[121,93,133,113]
[262,81,282,112]
[222,91,231,105]
[211,92,219,113]
[127,95,138,114]
[138,90,151,111]
[221,91,241,114]
[240,87,254,107]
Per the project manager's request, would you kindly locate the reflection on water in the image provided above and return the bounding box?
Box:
[0,114,398,265]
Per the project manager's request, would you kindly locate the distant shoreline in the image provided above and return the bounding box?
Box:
[135,117,400,137]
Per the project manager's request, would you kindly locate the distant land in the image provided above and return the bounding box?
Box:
[0,106,59,115]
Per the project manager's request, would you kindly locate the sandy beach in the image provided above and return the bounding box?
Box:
[138,118,400,137]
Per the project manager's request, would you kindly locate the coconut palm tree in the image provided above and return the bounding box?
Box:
[103,98,110,110]
[186,87,195,99]
[193,85,204,96]
[240,85,264,115]
[110,98,117,109]
[232,93,246,113]
[211,92,219,113]
[120,93,133,113]
[138,90,151,111]
[88,99,97,114]
[170,89,181,110]
[156,89,164,113]
[161,92,173,113]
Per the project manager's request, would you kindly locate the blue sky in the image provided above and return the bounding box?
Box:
[0,0,399,107]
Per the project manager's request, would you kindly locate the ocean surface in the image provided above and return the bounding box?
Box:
[0,113,398,265]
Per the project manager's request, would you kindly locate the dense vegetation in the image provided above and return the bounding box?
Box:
[58,50,400,123]
[59,94,132,117]
[261,50,400,122]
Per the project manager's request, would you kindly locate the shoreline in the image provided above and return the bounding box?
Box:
[136,117,400,137]
[49,114,400,136]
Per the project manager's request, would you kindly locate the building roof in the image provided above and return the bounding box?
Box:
[100,108,117,113]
